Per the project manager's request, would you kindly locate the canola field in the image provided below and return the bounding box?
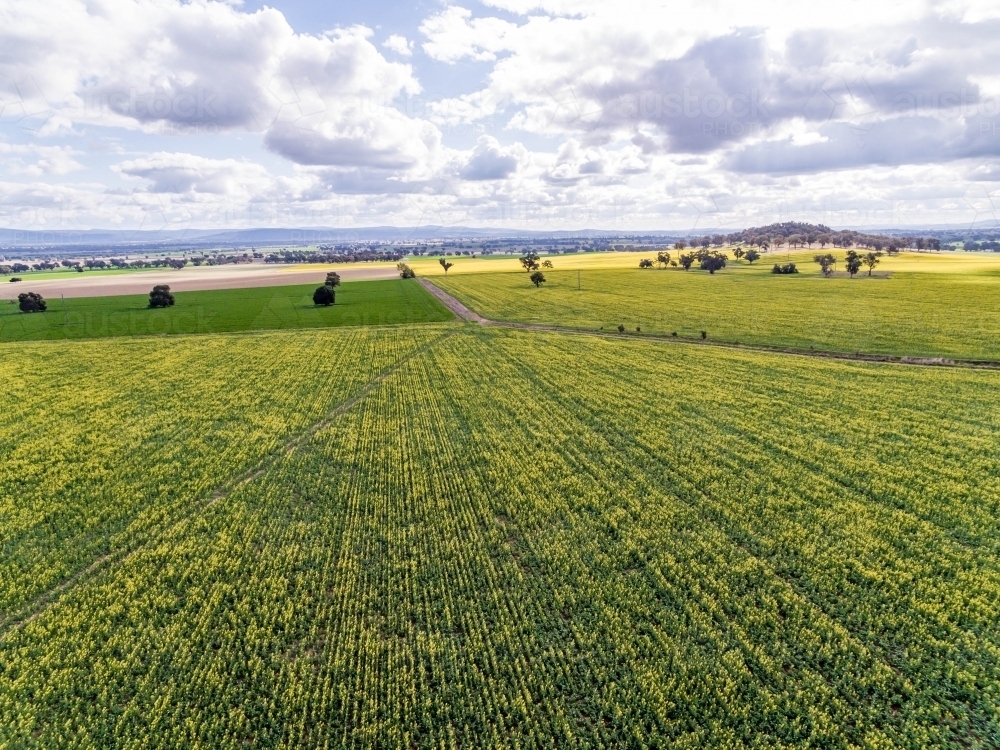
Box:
[435,262,1000,360]
[2,326,999,747]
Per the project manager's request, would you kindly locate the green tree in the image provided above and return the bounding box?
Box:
[863,251,882,276]
[397,262,416,279]
[148,285,175,308]
[845,250,863,277]
[639,258,654,268]
[732,247,745,261]
[325,271,341,287]
[700,251,727,274]
[678,252,694,270]
[529,271,546,287]
[439,258,454,274]
[744,248,761,264]
[656,251,671,268]
[814,253,836,276]
[519,252,540,272]
[17,292,46,313]
[313,285,335,306]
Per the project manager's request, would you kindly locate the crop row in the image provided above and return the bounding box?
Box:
[0,325,452,619]
[436,268,1000,360]
[1,328,998,746]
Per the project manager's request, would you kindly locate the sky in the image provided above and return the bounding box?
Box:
[1,0,999,235]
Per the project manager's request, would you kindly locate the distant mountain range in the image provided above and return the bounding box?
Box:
[0,220,996,249]
[0,226,666,247]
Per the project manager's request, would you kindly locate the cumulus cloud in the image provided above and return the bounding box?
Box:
[0,143,83,175]
[112,153,270,195]
[420,7,519,63]
[421,2,1000,176]
[459,136,522,180]
[382,35,413,56]
[0,1,431,174]
[3,0,1000,230]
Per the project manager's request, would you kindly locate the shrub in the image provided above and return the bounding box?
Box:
[771,263,799,274]
[397,263,416,279]
[148,285,175,308]
[17,292,46,313]
[617,324,625,333]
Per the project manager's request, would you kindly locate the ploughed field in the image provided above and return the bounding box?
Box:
[2,325,998,748]
[435,264,1000,360]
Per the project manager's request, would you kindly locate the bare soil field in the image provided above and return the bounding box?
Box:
[0,264,398,300]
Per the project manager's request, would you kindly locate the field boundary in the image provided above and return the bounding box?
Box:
[420,279,1000,371]
[0,327,459,637]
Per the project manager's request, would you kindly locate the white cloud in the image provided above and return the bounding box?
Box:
[112,153,270,195]
[0,143,83,175]
[420,7,519,63]
[2,0,1000,230]
[0,1,430,174]
[382,34,413,57]
[459,136,523,180]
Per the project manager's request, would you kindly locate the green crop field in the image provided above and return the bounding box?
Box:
[435,262,1000,360]
[0,279,453,342]
[2,325,999,747]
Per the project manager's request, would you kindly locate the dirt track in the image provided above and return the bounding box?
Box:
[1,264,398,300]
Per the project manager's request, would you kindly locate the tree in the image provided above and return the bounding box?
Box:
[148,285,175,308]
[519,252,540,272]
[732,247,745,261]
[313,285,335,306]
[639,258,654,268]
[844,250,863,278]
[744,248,761,264]
[673,240,687,251]
[529,271,546,287]
[678,252,695,270]
[863,251,882,276]
[541,259,553,269]
[814,253,836,276]
[439,258,454,274]
[656,251,671,268]
[397,262,416,279]
[17,292,46,313]
[325,271,341,287]
[700,251,727,274]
